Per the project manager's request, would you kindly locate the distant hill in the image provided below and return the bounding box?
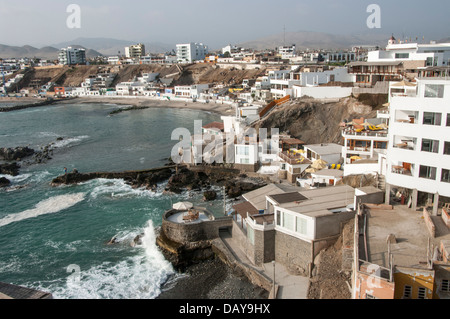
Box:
[52,37,174,55]
[438,37,450,43]
[0,44,59,59]
[238,31,390,50]
[0,44,102,60]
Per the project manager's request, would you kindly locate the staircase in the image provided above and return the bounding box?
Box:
[377,174,386,191]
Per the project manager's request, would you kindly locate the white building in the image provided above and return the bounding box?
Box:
[125,43,146,59]
[176,43,208,63]
[174,84,209,99]
[278,45,296,59]
[368,38,450,67]
[303,143,342,165]
[385,78,450,213]
[58,47,86,65]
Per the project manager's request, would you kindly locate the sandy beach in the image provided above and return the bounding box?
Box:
[58,96,237,116]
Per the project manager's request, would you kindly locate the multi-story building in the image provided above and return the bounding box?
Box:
[58,47,86,65]
[385,78,450,214]
[176,43,208,63]
[278,45,296,59]
[125,43,146,59]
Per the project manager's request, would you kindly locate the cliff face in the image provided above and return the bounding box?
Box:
[253,97,376,145]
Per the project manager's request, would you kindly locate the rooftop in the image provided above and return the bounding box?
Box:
[304,143,343,155]
[364,206,438,269]
[242,183,285,211]
[274,185,355,217]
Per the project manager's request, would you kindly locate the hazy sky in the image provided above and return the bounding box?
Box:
[0,0,449,48]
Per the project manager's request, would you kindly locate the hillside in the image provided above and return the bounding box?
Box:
[0,44,102,60]
[252,97,377,145]
[14,63,267,91]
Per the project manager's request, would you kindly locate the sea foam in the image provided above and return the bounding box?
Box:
[45,220,175,299]
[0,193,85,228]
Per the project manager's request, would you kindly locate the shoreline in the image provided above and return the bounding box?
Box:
[58,96,236,116]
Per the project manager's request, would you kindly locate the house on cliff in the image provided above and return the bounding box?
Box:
[230,184,356,276]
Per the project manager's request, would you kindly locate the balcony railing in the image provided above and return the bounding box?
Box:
[278,152,310,165]
[342,128,388,138]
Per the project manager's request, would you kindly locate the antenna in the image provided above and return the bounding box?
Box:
[283,25,286,46]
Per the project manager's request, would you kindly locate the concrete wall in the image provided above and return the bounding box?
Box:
[423,208,436,238]
[293,86,352,99]
[275,231,312,276]
[162,209,232,244]
[315,211,355,239]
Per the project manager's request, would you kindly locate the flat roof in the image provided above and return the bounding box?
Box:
[268,192,309,204]
[364,206,442,269]
[311,169,344,178]
[243,183,285,210]
[304,143,342,155]
[276,185,355,217]
[232,201,259,218]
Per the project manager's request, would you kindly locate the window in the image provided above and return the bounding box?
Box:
[276,210,281,226]
[442,279,450,292]
[417,287,426,299]
[296,217,307,235]
[423,112,442,126]
[421,139,439,153]
[283,212,295,231]
[395,53,410,59]
[424,84,444,98]
[236,146,249,156]
[447,114,450,127]
[419,165,437,180]
[403,285,412,299]
[444,142,450,155]
[442,169,450,183]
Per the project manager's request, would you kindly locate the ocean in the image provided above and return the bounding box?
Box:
[0,101,226,299]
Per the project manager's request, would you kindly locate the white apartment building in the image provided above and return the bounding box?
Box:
[278,45,296,59]
[58,47,86,65]
[386,78,450,213]
[368,39,450,67]
[176,43,208,63]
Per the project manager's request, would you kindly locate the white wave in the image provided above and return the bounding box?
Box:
[0,173,32,183]
[47,220,175,299]
[88,179,163,200]
[0,193,85,228]
[49,135,90,149]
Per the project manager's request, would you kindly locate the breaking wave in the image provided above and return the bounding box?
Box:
[43,220,175,299]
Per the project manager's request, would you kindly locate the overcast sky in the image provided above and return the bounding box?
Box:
[0,0,449,48]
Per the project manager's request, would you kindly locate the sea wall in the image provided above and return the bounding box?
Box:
[161,208,232,244]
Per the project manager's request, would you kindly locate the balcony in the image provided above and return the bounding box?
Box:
[391,162,413,176]
[342,127,388,138]
[278,151,311,166]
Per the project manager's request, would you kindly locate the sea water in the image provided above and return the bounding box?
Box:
[0,102,225,299]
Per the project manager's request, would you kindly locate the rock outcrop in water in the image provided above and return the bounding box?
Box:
[0,177,11,187]
[0,162,21,176]
[51,166,174,190]
[0,147,35,161]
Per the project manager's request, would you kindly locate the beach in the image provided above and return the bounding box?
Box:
[57,96,237,116]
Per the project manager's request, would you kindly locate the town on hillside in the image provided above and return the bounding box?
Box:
[1,36,450,300]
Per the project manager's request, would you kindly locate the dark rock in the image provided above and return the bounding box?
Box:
[0,147,35,161]
[203,190,217,201]
[0,162,20,176]
[0,177,11,187]
[227,186,242,198]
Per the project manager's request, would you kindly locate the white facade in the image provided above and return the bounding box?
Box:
[368,42,450,67]
[386,78,450,201]
[176,43,208,63]
[303,143,342,164]
[58,47,86,65]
